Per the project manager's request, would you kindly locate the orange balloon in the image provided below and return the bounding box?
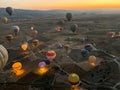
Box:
[21,42,28,51]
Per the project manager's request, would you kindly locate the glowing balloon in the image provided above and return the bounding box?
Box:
[6,34,14,42]
[0,45,8,69]
[46,50,56,61]
[1,17,8,24]
[6,7,14,16]
[80,49,89,57]
[12,62,24,76]
[38,61,46,68]
[21,42,28,51]
[88,55,96,66]
[12,62,22,71]
[68,73,80,85]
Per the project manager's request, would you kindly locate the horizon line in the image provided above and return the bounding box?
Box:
[1,7,120,11]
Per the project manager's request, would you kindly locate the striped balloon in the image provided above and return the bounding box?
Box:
[0,45,8,69]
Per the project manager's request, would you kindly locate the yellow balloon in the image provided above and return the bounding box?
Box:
[1,17,8,24]
[68,73,80,83]
[21,42,28,51]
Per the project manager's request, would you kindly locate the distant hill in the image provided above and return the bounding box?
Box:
[1,8,120,19]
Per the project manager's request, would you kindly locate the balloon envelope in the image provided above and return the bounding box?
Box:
[84,44,93,52]
[6,34,14,42]
[38,61,46,68]
[1,17,8,24]
[11,26,20,35]
[44,59,51,65]
[46,50,56,61]
[32,39,39,47]
[66,13,72,21]
[6,7,14,16]
[80,49,89,57]
[89,55,96,66]
[21,42,28,51]
[0,45,8,69]
[68,73,80,85]
[70,24,78,33]
[12,62,22,70]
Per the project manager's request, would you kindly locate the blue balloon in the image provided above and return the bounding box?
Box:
[43,59,50,65]
[80,49,89,57]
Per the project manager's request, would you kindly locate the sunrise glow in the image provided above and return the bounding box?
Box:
[1,0,120,10]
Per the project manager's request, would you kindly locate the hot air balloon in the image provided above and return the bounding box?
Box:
[70,24,78,33]
[84,44,93,52]
[38,61,46,68]
[6,34,14,42]
[11,26,20,36]
[32,30,38,37]
[68,73,80,85]
[66,13,72,21]
[21,42,28,51]
[46,50,56,61]
[56,26,63,32]
[0,45,8,69]
[31,26,34,30]
[57,20,65,26]
[44,59,51,65]
[12,62,24,76]
[6,7,14,16]
[12,62,22,71]
[32,39,40,47]
[64,44,70,53]
[1,17,8,24]
[106,32,115,38]
[80,49,89,57]
[88,55,96,66]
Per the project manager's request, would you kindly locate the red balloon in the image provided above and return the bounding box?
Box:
[46,50,56,61]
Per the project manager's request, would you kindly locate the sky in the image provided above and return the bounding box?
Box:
[1,0,120,10]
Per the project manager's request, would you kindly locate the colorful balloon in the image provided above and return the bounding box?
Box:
[46,50,56,61]
[68,73,80,85]
[38,61,46,68]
